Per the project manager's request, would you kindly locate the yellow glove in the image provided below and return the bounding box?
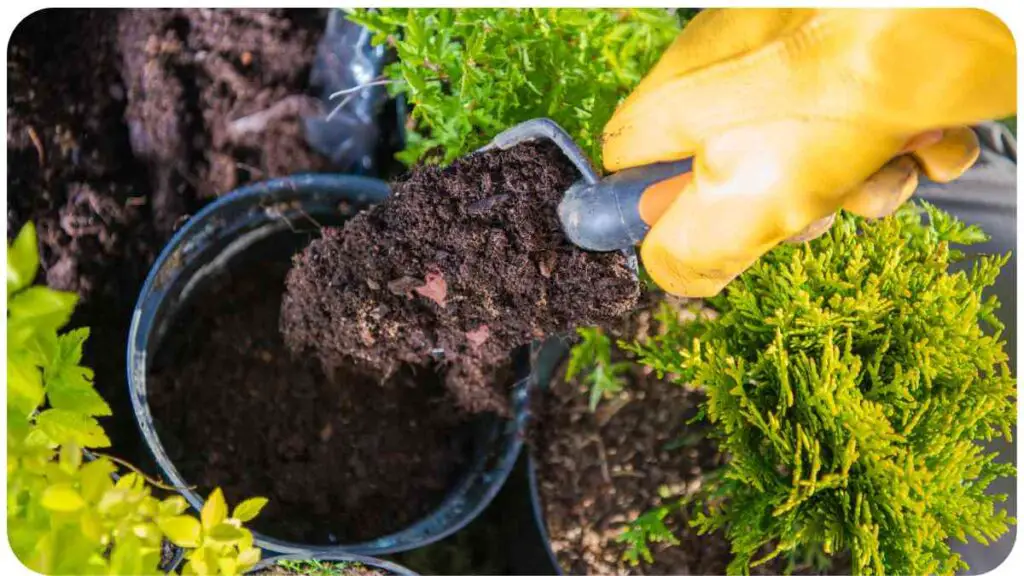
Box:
[603,8,1016,297]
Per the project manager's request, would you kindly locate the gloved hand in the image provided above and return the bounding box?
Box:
[603,8,1016,297]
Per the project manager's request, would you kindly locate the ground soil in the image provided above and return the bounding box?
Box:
[534,297,734,575]
[281,141,641,415]
[534,297,848,575]
[7,8,334,461]
[147,260,472,544]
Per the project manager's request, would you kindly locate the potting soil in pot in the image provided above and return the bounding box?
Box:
[147,259,472,544]
[281,141,641,415]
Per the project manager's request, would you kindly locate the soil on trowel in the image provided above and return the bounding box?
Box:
[282,141,641,415]
[7,8,334,462]
[147,260,472,544]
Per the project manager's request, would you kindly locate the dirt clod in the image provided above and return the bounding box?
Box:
[281,141,641,414]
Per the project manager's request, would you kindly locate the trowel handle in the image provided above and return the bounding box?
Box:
[557,159,693,252]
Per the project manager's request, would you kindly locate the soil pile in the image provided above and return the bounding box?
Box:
[281,141,641,414]
[7,8,333,460]
[147,260,471,544]
[116,8,333,233]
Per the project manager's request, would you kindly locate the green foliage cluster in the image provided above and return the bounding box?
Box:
[275,559,355,576]
[623,204,1016,574]
[7,223,266,575]
[565,326,630,411]
[349,8,682,166]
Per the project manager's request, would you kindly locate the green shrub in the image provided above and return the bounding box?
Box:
[349,8,682,166]
[7,223,266,575]
[624,203,1016,574]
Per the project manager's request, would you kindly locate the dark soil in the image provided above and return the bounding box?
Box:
[147,259,472,544]
[115,7,333,230]
[7,8,335,461]
[534,298,732,575]
[281,141,641,415]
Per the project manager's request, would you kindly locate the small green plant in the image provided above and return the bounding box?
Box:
[617,507,681,566]
[276,559,359,576]
[622,203,1016,574]
[565,326,630,411]
[349,8,682,166]
[7,222,266,575]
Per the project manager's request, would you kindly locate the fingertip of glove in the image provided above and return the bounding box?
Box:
[842,156,920,219]
[912,126,980,183]
[640,238,729,298]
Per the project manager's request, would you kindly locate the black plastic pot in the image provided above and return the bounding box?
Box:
[500,336,571,576]
[251,551,416,576]
[127,174,533,556]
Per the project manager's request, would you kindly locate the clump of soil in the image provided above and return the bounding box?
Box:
[7,8,336,462]
[147,259,471,543]
[534,298,731,575]
[281,141,641,414]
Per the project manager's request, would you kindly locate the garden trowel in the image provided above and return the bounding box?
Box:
[478,118,693,255]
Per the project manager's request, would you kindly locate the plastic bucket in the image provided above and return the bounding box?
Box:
[127,174,532,555]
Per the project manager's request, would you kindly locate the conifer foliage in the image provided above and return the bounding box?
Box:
[626,203,1016,574]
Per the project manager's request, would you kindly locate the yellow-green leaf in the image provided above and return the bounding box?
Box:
[231,496,268,522]
[35,408,110,448]
[160,495,189,517]
[8,286,79,333]
[59,442,83,473]
[238,526,254,551]
[80,458,116,501]
[7,354,44,418]
[237,547,261,571]
[96,489,129,516]
[41,484,86,512]
[201,488,228,530]
[47,365,111,418]
[133,522,161,545]
[7,221,39,294]
[115,472,145,491]
[158,515,202,548]
[207,523,244,544]
[187,547,212,575]
[80,508,105,541]
[109,535,144,576]
[217,557,238,575]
